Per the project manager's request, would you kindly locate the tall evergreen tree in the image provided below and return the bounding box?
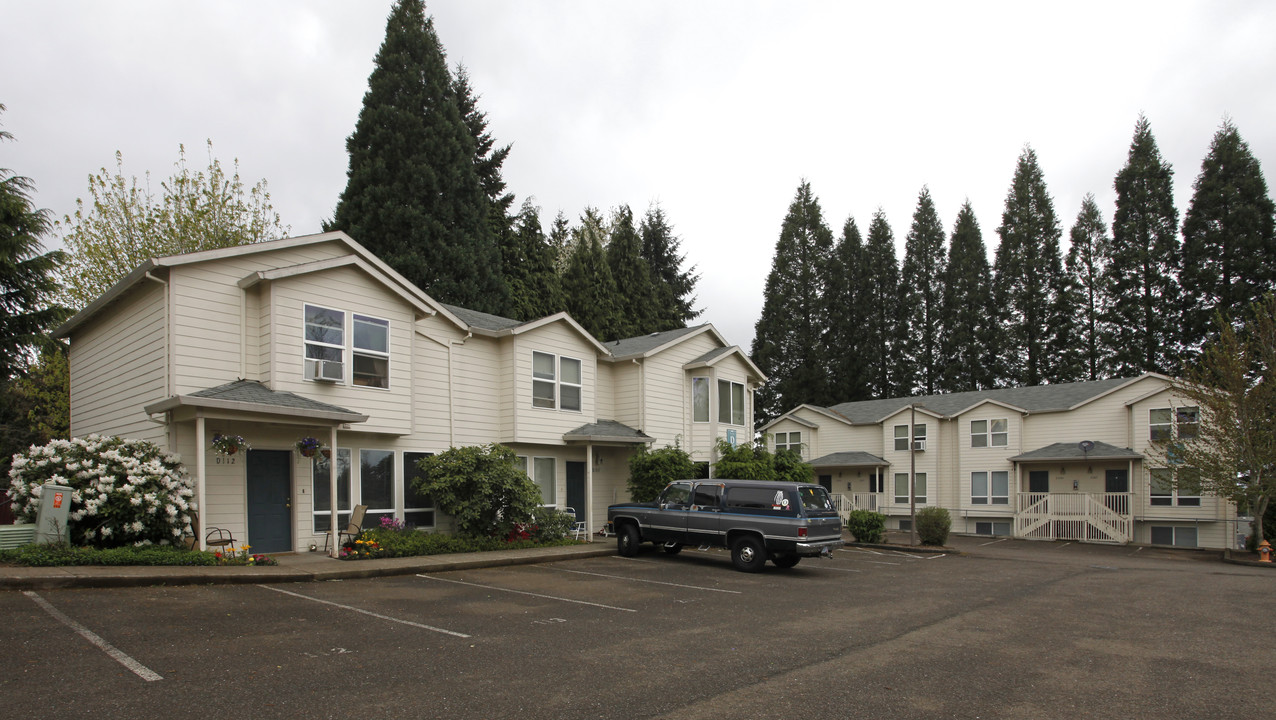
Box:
[1103,115,1181,376]
[991,146,1066,387]
[751,181,834,423]
[454,65,513,218]
[548,210,572,274]
[561,208,621,340]
[1180,118,1276,355]
[823,217,871,402]
[938,201,995,392]
[861,209,902,399]
[897,187,947,395]
[503,200,564,320]
[606,205,656,337]
[639,203,701,331]
[328,0,506,313]
[1066,194,1111,381]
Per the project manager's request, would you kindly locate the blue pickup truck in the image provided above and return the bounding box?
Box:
[607,479,845,571]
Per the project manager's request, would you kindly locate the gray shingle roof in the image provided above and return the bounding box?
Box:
[604,325,704,358]
[562,419,654,444]
[440,303,525,332]
[809,451,889,467]
[188,380,364,418]
[825,376,1146,424]
[1008,441,1143,462]
[685,346,735,366]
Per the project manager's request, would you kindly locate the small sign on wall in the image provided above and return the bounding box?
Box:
[726,429,737,448]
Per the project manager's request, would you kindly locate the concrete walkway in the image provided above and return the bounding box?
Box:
[0,542,617,591]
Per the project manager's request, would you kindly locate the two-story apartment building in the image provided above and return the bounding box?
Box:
[52,231,763,554]
[761,375,1238,549]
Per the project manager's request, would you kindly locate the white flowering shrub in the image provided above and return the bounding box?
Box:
[7,435,196,548]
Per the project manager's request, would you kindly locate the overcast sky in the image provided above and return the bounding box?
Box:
[3,1,1275,350]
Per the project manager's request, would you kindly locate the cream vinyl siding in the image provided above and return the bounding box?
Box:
[955,408,1021,510]
[268,268,414,434]
[1129,392,1233,523]
[594,361,617,422]
[639,333,738,455]
[410,325,456,447]
[451,334,504,445]
[68,281,167,443]
[167,241,351,394]
[512,323,597,444]
[609,360,641,429]
[1020,378,1164,451]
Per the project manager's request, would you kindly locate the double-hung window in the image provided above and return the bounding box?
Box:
[718,380,745,426]
[894,472,926,504]
[516,455,557,504]
[970,419,1008,448]
[970,471,1010,505]
[531,352,582,412]
[894,425,909,451]
[1149,407,1200,443]
[774,431,801,454]
[352,314,389,388]
[692,378,710,422]
[1150,467,1202,507]
[305,304,344,371]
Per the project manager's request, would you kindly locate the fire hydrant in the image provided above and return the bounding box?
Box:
[1260,539,1273,563]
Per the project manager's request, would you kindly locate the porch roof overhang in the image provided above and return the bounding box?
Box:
[809,451,889,468]
[563,419,655,445]
[143,379,369,424]
[1008,441,1142,463]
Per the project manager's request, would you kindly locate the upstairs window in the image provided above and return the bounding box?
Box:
[531,352,582,412]
[718,380,745,426]
[1149,409,1172,443]
[560,357,582,412]
[352,314,389,388]
[692,377,710,422]
[894,425,909,451]
[532,351,556,409]
[774,431,801,455]
[1150,406,1200,443]
[305,304,344,371]
[1176,406,1199,440]
[971,418,1008,448]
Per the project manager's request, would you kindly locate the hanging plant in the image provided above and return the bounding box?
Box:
[295,436,326,458]
[212,433,250,456]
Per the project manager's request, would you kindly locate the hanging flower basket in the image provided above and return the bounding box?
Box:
[212,433,250,456]
[295,436,326,458]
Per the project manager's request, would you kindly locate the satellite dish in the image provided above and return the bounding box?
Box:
[1079,440,1095,455]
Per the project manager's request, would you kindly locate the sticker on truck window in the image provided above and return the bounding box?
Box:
[772,490,790,510]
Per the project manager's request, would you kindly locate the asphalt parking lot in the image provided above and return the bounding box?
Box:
[2,538,1270,719]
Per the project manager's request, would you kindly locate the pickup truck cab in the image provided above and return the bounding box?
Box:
[607,479,844,572]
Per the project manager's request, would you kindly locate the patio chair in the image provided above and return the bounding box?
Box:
[324,504,368,551]
[564,507,590,542]
[186,511,234,552]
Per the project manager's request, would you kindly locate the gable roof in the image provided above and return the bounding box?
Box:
[757,404,853,433]
[1008,441,1143,462]
[808,451,889,468]
[54,231,469,339]
[562,419,655,444]
[603,325,710,359]
[822,375,1165,425]
[143,379,368,423]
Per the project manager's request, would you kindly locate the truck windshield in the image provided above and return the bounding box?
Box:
[799,486,835,512]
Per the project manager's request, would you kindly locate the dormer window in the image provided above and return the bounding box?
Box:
[531,352,582,412]
[304,304,389,388]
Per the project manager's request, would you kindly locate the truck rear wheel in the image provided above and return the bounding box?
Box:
[618,523,640,557]
[731,536,766,572]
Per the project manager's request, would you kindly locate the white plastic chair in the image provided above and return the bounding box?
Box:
[564,507,590,542]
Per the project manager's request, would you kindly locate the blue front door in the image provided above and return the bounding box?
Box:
[247,450,292,553]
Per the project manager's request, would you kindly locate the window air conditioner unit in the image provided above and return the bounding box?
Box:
[912,439,927,452]
[307,359,343,382]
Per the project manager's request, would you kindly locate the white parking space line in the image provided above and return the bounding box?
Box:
[810,565,863,573]
[979,538,1009,546]
[259,585,471,638]
[418,574,637,612]
[24,591,163,682]
[1056,542,1073,549]
[888,550,923,559]
[840,547,885,556]
[549,567,742,593]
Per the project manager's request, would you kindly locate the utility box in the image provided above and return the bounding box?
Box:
[34,483,73,544]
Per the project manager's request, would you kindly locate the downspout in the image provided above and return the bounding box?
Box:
[417,327,468,448]
[633,359,644,431]
[586,443,594,535]
[144,272,170,398]
[708,368,718,478]
[195,414,206,551]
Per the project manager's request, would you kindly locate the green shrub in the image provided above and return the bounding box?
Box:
[531,506,576,542]
[714,439,814,484]
[354,527,577,559]
[916,506,952,546]
[628,444,696,502]
[411,444,543,539]
[0,543,219,567]
[846,510,886,543]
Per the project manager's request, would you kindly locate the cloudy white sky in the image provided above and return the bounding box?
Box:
[3,1,1274,349]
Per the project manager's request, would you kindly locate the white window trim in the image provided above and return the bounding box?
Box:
[970,470,1010,505]
[402,450,436,529]
[303,303,391,390]
[894,425,909,451]
[894,472,927,504]
[971,418,1009,448]
[775,431,801,455]
[304,303,345,383]
[1149,467,1202,507]
[532,456,557,505]
[717,379,745,426]
[351,312,391,390]
[358,448,396,517]
[559,356,583,413]
[311,447,352,535]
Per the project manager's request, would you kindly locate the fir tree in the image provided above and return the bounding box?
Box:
[991,146,1066,387]
[1180,118,1276,355]
[548,210,572,274]
[824,216,871,402]
[561,208,621,340]
[1066,194,1111,381]
[328,0,506,313]
[503,200,564,320]
[640,203,701,331]
[861,209,902,399]
[938,201,995,392]
[454,65,513,218]
[897,187,947,395]
[606,205,656,337]
[751,181,834,423]
[1103,115,1181,376]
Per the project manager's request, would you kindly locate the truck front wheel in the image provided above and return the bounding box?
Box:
[731,536,766,572]
[618,523,641,557]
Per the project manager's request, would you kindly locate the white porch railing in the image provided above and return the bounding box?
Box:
[830,493,883,520]
[1015,492,1133,544]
